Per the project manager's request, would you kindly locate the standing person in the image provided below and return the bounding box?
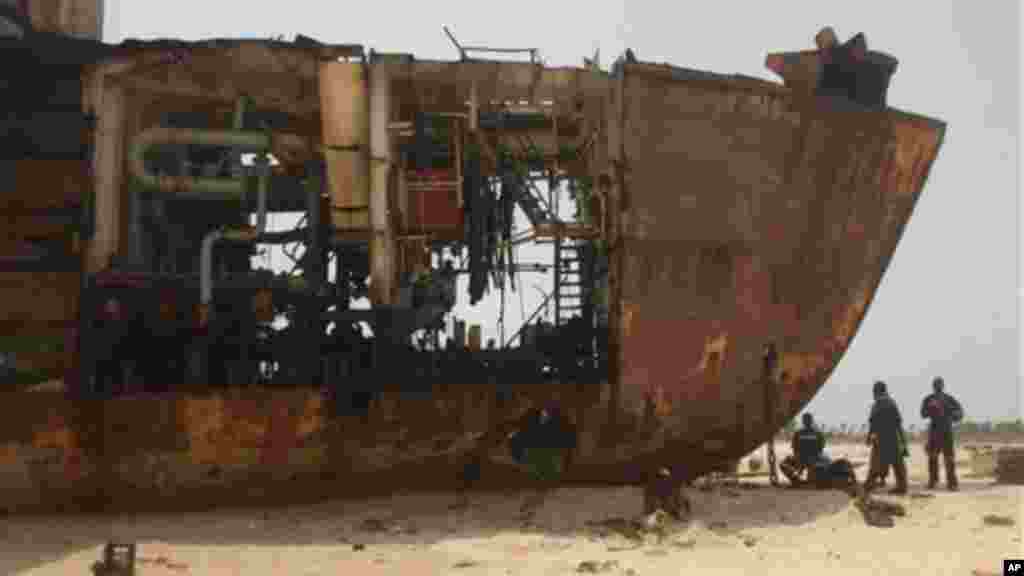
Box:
[864,381,909,495]
[509,404,577,523]
[920,377,963,491]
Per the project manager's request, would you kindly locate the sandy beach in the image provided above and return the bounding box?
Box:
[4,441,1021,576]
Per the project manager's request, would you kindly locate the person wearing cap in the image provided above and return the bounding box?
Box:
[920,377,963,490]
[864,380,908,494]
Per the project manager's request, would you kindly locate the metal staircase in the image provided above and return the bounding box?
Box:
[504,171,554,229]
[553,237,584,326]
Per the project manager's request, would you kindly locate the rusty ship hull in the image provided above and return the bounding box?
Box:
[588,62,944,481]
[444,63,946,486]
[0,20,946,513]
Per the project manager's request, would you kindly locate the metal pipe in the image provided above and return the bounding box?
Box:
[128,126,271,199]
[199,229,224,308]
[199,156,271,308]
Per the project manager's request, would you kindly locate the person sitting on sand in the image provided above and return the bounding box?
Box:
[780,413,828,486]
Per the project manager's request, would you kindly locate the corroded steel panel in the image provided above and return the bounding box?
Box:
[614,63,946,472]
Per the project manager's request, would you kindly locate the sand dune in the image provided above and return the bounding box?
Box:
[3,442,1021,575]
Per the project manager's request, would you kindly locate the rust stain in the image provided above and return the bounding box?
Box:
[779,352,828,406]
[34,413,76,457]
[622,301,636,338]
[832,288,870,348]
[261,402,298,467]
[886,119,941,198]
[675,332,728,403]
[696,333,728,374]
[734,255,770,322]
[28,412,85,483]
[222,399,270,450]
[183,397,225,465]
[296,395,323,438]
[0,443,18,466]
[846,221,865,238]
[647,385,672,419]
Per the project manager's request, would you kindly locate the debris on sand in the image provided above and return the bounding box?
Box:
[672,538,697,550]
[586,518,644,542]
[137,556,189,572]
[855,496,907,528]
[994,447,1024,484]
[981,514,1014,527]
[357,517,417,535]
[707,520,729,532]
[453,560,481,568]
[577,559,619,573]
[587,511,686,550]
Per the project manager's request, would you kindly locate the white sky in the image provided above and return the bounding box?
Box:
[103,0,1020,428]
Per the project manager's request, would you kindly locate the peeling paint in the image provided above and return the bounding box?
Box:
[622,301,635,338]
[297,395,324,438]
[779,352,828,405]
[833,288,870,347]
[696,333,729,375]
[0,443,18,466]
[647,385,672,419]
[183,397,226,465]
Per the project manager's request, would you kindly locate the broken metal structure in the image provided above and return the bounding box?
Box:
[1,1,946,493]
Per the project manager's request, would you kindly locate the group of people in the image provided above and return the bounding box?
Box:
[782,377,964,494]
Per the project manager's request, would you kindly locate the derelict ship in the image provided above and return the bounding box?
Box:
[0,2,945,512]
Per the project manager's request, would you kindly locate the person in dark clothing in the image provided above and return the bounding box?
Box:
[780,413,856,489]
[507,404,577,521]
[864,380,909,495]
[792,413,826,468]
[780,413,828,486]
[920,377,963,491]
[644,466,690,520]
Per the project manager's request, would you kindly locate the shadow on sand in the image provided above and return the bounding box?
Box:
[0,482,865,574]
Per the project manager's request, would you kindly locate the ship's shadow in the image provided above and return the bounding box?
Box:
[0,483,857,574]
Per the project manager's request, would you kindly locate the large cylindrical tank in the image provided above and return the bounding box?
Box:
[320,62,370,230]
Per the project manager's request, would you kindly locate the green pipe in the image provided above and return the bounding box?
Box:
[128,126,271,199]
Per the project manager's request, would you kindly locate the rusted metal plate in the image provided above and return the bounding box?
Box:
[613,63,945,472]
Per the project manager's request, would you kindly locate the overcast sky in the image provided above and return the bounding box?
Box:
[103,1,1020,428]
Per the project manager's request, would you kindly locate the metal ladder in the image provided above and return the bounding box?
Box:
[553,236,584,326]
